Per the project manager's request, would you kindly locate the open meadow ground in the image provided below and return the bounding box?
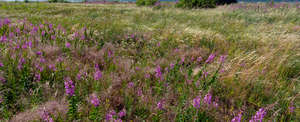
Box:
[0,2,299,121]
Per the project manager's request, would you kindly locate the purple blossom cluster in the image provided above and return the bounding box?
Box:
[40,109,54,122]
[249,108,267,122]
[64,77,75,96]
[90,94,100,107]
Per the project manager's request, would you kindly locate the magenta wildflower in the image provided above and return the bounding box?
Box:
[289,103,295,113]
[90,94,100,107]
[36,51,42,56]
[41,109,54,122]
[219,55,227,63]
[137,88,142,96]
[155,65,162,80]
[64,77,75,96]
[170,63,175,69]
[94,70,102,81]
[205,53,216,64]
[0,77,6,83]
[65,42,71,48]
[35,73,41,82]
[192,96,201,109]
[203,93,212,105]
[48,64,56,71]
[231,113,242,122]
[249,108,267,122]
[0,61,3,67]
[106,110,116,121]
[118,109,126,118]
[0,35,7,43]
[127,82,134,89]
[76,73,82,80]
[157,101,163,110]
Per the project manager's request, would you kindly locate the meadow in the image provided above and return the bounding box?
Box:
[0,2,299,121]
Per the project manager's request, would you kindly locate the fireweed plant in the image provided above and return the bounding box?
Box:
[0,2,299,121]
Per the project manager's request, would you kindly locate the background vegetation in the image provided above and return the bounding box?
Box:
[0,2,299,121]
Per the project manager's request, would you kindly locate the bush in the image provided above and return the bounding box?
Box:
[136,0,158,6]
[176,0,237,8]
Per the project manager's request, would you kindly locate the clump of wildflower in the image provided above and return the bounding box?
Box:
[192,96,201,109]
[203,92,212,105]
[205,53,216,64]
[64,77,75,96]
[197,57,202,62]
[36,51,43,56]
[127,82,134,89]
[289,102,295,113]
[155,65,162,80]
[106,110,116,121]
[65,42,71,48]
[249,108,267,122]
[35,73,41,82]
[231,112,242,122]
[0,76,6,83]
[41,109,54,122]
[90,94,100,107]
[94,70,102,81]
[219,55,227,64]
[157,101,163,110]
[118,109,126,118]
[48,64,56,71]
[0,61,3,67]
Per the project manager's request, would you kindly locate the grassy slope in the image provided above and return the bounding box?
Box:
[0,2,299,121]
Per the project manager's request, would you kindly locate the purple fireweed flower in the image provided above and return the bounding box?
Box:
[40,58,46,63]
[27,41,32,48]
[22,43,28,49]
[203,93,212,105]
[94,70,102,81]
[35,73,41,82]
[289,103,295,113]
[0,77,6,83]
[48,64,56,71]
[64,77,75,96]
[145,73,150,79]
[105,113,113,121]
[41,31,45,36]
[81,35,85,40]
[219,55,227,64]
[192,96,201,109]
[0,35,7,43]
[0,61,3,67]
[76,73,82,80]
[249,108,267,122]
[127,82,134,89]
[48,24,53,30]
[180,57,185,64]
[3,18,11,25]
[17,58,25,70]
[170,63,175,69]
[157,101,163,110]
[36,51,42,56]
[65,42,71,48]
[41,109,54,122]
[51,35,56,40]
[231,113,242,122]
[155,65,162,80]
[137,88,142,96]
[90,94,100,107]
[118,109,126,118]
[202,71,208,79]
[205,53,216,64]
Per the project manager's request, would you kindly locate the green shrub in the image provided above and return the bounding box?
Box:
[136,0,158,6]
[176,0,237,8]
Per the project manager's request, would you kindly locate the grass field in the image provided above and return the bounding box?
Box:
[0,2,299,121]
